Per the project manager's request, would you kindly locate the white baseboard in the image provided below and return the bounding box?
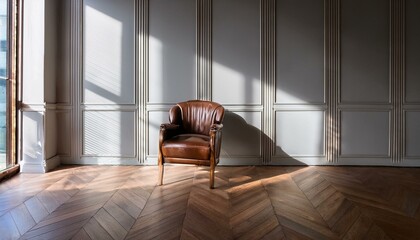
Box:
[20,161,46,173]
[62,156,141,165]
[58,155,420,167]
[45,155,61,172]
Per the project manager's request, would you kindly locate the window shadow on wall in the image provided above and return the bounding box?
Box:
[83,0,135,162]
[211,0,325,165]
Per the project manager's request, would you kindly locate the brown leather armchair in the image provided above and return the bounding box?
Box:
[158,100,225,189]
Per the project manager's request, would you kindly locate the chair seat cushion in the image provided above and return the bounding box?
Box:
[162,134,210,160]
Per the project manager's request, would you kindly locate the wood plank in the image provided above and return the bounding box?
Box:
[103,200,135,231]
[0,212,21,240]
[83,217,113,240]
[10,204,36,235]
[94,208,127,240]
[71,228,92,240]
[0,165,419,239]
[24,196,49,223]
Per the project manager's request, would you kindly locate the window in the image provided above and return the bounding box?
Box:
[0,0,18,176]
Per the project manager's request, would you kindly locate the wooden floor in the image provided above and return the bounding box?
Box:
[1,165,420,239]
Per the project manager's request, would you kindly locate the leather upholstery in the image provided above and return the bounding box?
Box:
[162,134,210,160]
[169,100,224,136]
[158,100,225,189]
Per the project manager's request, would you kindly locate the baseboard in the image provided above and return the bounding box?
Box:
[144,157,263,166]
[62,156,141,165]
[219,157,262,165]
[58,155,420,167]
[20,161,46,173]
[45,155,61,172]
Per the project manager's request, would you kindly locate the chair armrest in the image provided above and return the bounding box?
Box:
[209,124,223,159]
[160,123,180,131]
[210,123,223,132]
[159,124,180,147]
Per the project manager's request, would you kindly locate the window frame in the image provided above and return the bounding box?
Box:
[0,0,19,180]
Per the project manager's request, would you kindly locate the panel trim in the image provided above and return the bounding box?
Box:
[70,0,83,163]
[139,0,149,163]
[338,104,392,110]
[197,0,212,101]
[274,104,327,111]
[82,104,138,111]
[325,0,340,162]
[403,104,420,110]
[390,0,405,162]
[261,0,275,164]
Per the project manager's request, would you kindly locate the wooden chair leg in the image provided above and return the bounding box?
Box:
[209,164,215,189]
[158,164,164,186]
[158,154,164,186]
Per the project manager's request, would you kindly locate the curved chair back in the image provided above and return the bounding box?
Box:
[169,100,224,136]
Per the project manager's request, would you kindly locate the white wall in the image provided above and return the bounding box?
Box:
[50,0,420,166]
[21,0,60,172]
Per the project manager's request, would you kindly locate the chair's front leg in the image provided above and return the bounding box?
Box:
[210,157,215,189]
[158,152,164,186]
[158,128,165,186]
[209,131,217,189]
[158,153,163,186]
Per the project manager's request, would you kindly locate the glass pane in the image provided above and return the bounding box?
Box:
[0,0,6,171]
[0,80,5,170]
[0,0,7,78]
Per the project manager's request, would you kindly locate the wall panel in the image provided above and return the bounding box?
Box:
[405,111,420,157]
[276,0,324,104]
[406,0,420,103]
[56,0,420,166]
[221,111,261,158]
[341,111,389,156]
[22,0,45,104]
[45,111,57,160]
[276,111,325,157]
[148,0,196,103]
[341,0,389,103]
[56,0,72,104]
[83,111,136,157]
[212,0,260,105]
[147,111,168,157]
[22,112,44,171]
[83,0,135,104]
[57,111,71,156]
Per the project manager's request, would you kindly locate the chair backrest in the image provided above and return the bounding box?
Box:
[169,100,224,136]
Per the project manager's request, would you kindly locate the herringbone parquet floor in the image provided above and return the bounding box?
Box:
[1,165,420,239]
